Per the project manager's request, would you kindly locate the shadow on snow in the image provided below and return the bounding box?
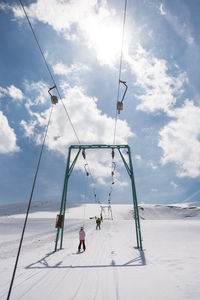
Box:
[25,250,146,270]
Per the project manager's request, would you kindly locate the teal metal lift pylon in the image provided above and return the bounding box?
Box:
[54,144,143,251]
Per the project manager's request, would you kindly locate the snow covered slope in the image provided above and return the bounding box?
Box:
[0,202,200,300]
[0,201,200,219]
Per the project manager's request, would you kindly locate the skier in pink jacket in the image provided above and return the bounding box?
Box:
[78,227,86,252]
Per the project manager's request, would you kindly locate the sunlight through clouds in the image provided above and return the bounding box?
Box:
[82,13,129,67]
[5,0,130,67]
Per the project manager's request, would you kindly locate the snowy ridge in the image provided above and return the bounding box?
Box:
[0,201,200,219]
[138,203,200,220]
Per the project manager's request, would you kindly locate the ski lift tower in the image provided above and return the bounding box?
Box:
[100,202,113,220]
[54,144,143,251]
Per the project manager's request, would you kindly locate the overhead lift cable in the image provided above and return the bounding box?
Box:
[113,0,128,145]
[7,2,82,298]
[19,0,99,197]
[7,105,54,300]
[81,148,99,201]
[109,0,128,206]
[19,0,80,144]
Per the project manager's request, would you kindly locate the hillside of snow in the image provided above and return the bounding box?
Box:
[0,201,200,299]
[1,200,200,219]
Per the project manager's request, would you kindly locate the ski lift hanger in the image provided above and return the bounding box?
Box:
[112,147,115,159]
[48,85,58,105]
[117,80,128,114]
[84,163,89,176]
[93,188,97,202]
[82,148,86,159]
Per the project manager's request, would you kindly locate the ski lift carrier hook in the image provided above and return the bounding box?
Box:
[117,80,128,114]
[48,85,58,105]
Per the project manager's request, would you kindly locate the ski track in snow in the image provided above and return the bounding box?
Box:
[0,203,200,300]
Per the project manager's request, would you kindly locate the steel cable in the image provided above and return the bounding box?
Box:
[113,0,127,145]
[19,0,81,144]
[7,105,54,300]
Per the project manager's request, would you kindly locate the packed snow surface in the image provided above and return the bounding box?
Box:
[0,201,200,299]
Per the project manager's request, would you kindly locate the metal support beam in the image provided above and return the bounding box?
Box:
[117,146,142,250]
[55,148,81,251]
[127,146,143,250]
[68,149,81,178]
[54,144,143,251]
[118,148,131,177]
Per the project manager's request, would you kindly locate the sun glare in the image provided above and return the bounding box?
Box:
[85,18,130,67]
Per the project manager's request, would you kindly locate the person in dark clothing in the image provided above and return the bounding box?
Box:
[96,217,101,230]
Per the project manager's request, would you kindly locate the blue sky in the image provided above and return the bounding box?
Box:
[0,0,200,205]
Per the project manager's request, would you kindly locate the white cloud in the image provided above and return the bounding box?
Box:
[0,111,20,153]
[148,161,158,170]
[7,85,24,101]
[159,3,166,16]
[0,87,7,98]
[53,62,90,75]
[20,120,37,138]
[170,181,178,188]
[157,4,194,46]
[24,81,49,107]
[171,20,194,46]
[3,0,131,67]
[0,3,24,18]
[135,154,142,161]
[114,178,128,187]
[21,82,134,184]
[151,188,157,192]
[159,100,200,178]
[53,62,70,76]
[53,62,90,83]
[0,85,24,102]
[0,3,12,11]
[126,44,187,113]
